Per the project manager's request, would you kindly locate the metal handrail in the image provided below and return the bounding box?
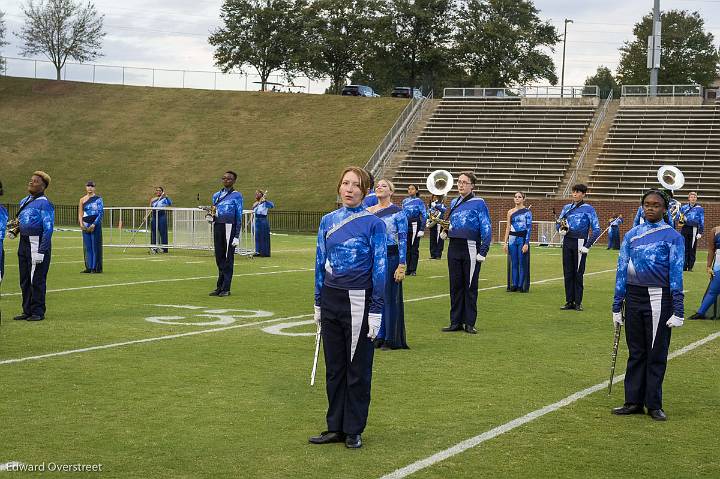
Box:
[364,90,433,179]
[443,85,599,98]
[621,84,701,97]
[561,89,614,197]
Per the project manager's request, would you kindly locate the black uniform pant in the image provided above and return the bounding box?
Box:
[448,238,481,328]
[429,224,444,259]
[213,222,238,292]
[624,285,673,410]
[18,235,51,317]
[562,236,588,305]
[320,285,374,435]
[406,218,422,273]
[681,225,699,271]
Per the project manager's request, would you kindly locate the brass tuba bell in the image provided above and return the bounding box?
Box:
[426,169,454,196]
[657,165,685,192]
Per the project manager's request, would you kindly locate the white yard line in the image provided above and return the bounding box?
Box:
[380,331,720,479]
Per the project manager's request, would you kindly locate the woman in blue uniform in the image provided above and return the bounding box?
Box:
[606,214,623,250]
[150,187,172,253]
[679,191,704,271]
[440,172,492,334]
[310,166,387,449]
[427,194,446,259]
[0,181,7,285]
[612,190,684,421]
[688,224,720,320]
[79,181,103,273]
[402,184,427,275]
[368,178,408,350]
[252,189,274,257]
[503,192,531,292]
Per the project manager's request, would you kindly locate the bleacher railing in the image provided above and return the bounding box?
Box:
[364,90,433,179]
[621,84,701,97]
[561,89,614,198]
[443,85,599,98]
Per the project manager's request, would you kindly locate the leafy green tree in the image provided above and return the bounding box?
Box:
[209,0,304,91]
[453,0,559,87]
[16,0,105,81]
[616,9,719,87]
[584,66,620,99]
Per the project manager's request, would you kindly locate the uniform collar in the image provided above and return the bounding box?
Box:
[344,205,364,214]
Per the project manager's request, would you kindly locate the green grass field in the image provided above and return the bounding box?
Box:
[1,233,718,478]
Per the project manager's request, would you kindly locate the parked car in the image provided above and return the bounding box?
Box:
[341,85,378,97]
[391,87,423,99]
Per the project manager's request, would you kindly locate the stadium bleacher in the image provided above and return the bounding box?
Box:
[392,96,596,197]
[588,105,720,200]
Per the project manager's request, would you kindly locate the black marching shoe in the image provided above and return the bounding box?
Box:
[209,290,221,296]
[560,303,576,310]
[441,323,464,332]
[13,313,30,321]
[612,403,644,415]
[575,304,584,311]
[464,325,477,334]
[689,312,706,320]
[648,409,667,421]
[81,269,92,273]
[218,291,231,297]
[309,431,345,445]
[345,434,362,449]
[26,315,45,321]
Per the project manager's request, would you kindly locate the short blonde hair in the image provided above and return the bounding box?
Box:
[33,170,51,188]
[378,178,395,192]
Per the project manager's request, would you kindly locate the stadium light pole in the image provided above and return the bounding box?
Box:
[560,19,573,99]
[649,0,661,96]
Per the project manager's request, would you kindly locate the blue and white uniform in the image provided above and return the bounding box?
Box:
[81,195,103,272]
[253,199,275,257]
[613,220,684,410]
[150,194,172,253]
[428,199,446,259]
[362,192,378,208]
[315,204,387,435]
[447,193,492,329]
[374,204,408,349]
[507,207,531,292]
[17,194,55,318]
[0,204,7,282]
[679,202,704,271]
[402,195,427,275]
[633,205,676,228]
[607,215,623,250]
[557,201,601,308]
[211,188,243,293]
[693,230,720,317]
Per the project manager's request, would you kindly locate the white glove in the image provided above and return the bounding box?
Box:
[231,237,240,247]
[579,246,589,254]
[425,220,432,228]
[476,254,486,262]
[32,252,45,265]
[439,231,447,240]
[559,229,568,236]
[666,315,684,328]
[696,234,702,240]
[416,230,424,238]
[313,305,321,329]
[612,312,623,326]
[367,313,382,340]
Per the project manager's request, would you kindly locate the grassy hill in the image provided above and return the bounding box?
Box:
[0,77,407,210]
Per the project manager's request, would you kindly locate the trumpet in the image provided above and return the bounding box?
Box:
[199,205,217,224]
[6,218,20,239]
[678,212,686,227]
[553,208,569,236]
[426,210,450,230]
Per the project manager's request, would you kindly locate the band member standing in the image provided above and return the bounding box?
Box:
[679,191,704,271]
[79,181,103,273]
[503,192,531,292]
[612,190,684,421]
[607,214,623,250]
[402,184,427,276]
[13,171,54,322]
[557,184,600,312]
[362,173,378,208]
[0,181,7,284]
[689,225,720,320]
[310,167,386,449]
[368,178,408,350]
[209,171,243,297]
[427,194,446,259]
[440,172,491,334]
[150,187,172,253]
[252,189,274,257]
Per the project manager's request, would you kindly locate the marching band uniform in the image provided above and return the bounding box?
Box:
[667,198,680,228]
[558,201,600,310]
[633,204,676,228]
[253,198,275,257]
[0,203,7,283]
[613,218,684,418]
[314,204,387,443]
[210,187,243,296]
[679,202,704,271]
[428,199,446,259]
[17,192,55,320]
[607,215,623,250]
[373,204,408,349]
[151,194,172,253]
[445,194,492,332]
[402,195,427,275]
[507,208,531,292]
[81,194,104,273]
[362,191,378,208]
[689,228,720,319]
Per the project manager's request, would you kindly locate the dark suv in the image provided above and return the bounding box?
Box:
[341,85,378,97]
[391,87,423,99]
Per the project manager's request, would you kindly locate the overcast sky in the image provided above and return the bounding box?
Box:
[1,0,719,91]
